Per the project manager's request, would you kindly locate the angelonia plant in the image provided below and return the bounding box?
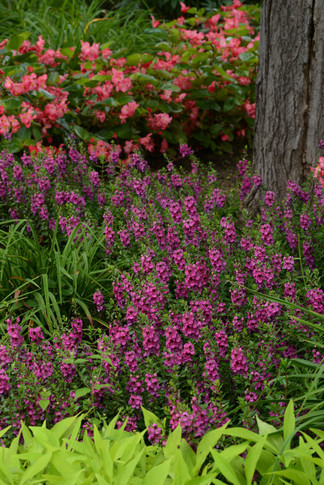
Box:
[0,0,259,160]
[0,141,323,446]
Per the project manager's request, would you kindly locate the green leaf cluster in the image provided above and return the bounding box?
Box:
[0,403,323,484]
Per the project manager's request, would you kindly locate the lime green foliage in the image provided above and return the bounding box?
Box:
[0,403,323,484]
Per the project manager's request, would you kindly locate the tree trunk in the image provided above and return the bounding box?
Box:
[252,0,324,200]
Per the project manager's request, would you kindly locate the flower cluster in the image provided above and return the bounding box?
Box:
[0,144,323,445]
[0,2,259,160]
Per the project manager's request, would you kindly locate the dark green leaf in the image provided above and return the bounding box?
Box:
[47,72,60,86]
[239,52,258,63]
[223,97,238,112]
[38,88,56,100]
[6,32,30,51]
[32,125,43,142]
[6,137,23,153]
[60,47,75,59]
[2,98,22,110]
[210,123,223,136]
[16,127,31,140]
[73,125,92,141]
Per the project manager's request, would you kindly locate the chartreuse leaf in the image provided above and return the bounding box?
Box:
[173,450,192,485]
[19,452,52,485]
[266,468,311,484]
[298,448,317,482]
[180,438,196,473]
[60,421,82,457]
[256,416,283,452]
[47,449,83,482]
[115,448,145,485]
[95,473,110,485]
[141,407,163,429]
[0,451,16,484]
[254,449,276,475]
[245,436,267,485]
[301,432,324,460]
[80,431,97,460]
[143,458,172,485]
[100,447,113,481]
[113,431,146,463]
[101,413,120,439]
[256,417,277,436]
[29,427,60,450]
[51,415,82,442]
[74,387,91,400]
[194,424,228,475]
[220,442,249,463]
[0,426,10,440]
[8,435,20,458]
[185,477,221,485]
[164,424,182,459]
[93,424,110,467]
[283,400,296,444]
[38,400,50,411]
[43,470,85,485]
[210,448,245,485]
[225,427,261,444]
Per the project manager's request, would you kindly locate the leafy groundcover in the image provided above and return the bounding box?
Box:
[0,2,259,160]
[0,402,323,484]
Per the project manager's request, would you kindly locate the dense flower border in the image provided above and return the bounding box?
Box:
[0,143,323,444]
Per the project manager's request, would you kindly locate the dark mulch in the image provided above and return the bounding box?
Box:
[145,142,252,193]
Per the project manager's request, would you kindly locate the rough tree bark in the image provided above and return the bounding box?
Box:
[252,0,324,200]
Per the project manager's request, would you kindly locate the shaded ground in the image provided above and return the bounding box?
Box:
[146,142,252,193]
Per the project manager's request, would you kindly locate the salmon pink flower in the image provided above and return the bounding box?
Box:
[0,115,10,135]
[101,48,112,59]
[160,90,172,102]
[0,39,8,49]
[35,35,45,54]
[139,133,154,152]
[19,109,36,128]
[243,101,256,118]
[80,41,100,61]
[151,15,160,28]
[160,138,168,153]
[148,113,172,131]
[119,101,139,124]
[180,2,190,14]
[206,14,221,30]
[111,68,132,92]
[9,115,21,133]
[95,110,106,123]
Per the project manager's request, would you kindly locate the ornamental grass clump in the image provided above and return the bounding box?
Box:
[0,144,323,445]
